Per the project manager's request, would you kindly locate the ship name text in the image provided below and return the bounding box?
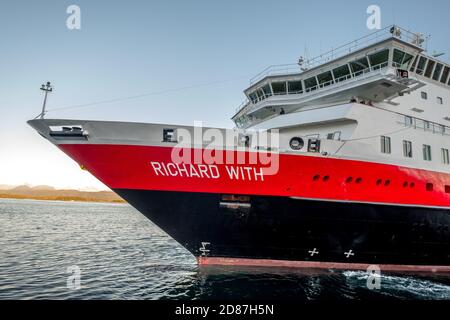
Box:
[150,161,264,181]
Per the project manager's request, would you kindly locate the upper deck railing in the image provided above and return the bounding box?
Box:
[249,25,426,86]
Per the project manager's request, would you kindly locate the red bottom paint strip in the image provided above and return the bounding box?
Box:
[197,257,450,274]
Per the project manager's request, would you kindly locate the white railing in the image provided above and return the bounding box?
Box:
[234,61,390,118]
[398,115,450,136]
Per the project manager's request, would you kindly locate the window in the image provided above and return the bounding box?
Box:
[287,80,303,94]
[392,49,413,68]
[423,144,432,161]
[249,92,258,104]
[403,140,413,158]
[393,49,404,66]
[437,97,443,105]
[317,71,333,86]
[271,82,286,95]
[255,89,264,101]
[441,66,450,84]
[332,65,351,81]
[421,91,428,100]
[304,77,318,92]
[424,121,431,130]
[442,148,450,164]
[369,49,389,67]
[350,57,370,75]
[410,55,418,72]
[381,136,391,154]
[433,63,443,81]
[424,60,436,78]
[262,84,272,98]
[415,56,427,75]
[405,116,413,126]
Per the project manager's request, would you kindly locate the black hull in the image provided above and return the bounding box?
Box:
[114,189,450,268]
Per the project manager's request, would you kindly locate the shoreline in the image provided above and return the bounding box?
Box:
[0,193,126,204]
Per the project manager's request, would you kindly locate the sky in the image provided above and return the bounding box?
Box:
[0,0,449,190]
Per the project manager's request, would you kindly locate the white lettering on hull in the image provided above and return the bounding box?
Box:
[150,162,264,181]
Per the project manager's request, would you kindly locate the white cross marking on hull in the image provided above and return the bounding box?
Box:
[344,250,355,258]
[308,248,319,256]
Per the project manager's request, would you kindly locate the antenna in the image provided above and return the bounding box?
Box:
[39,81,53,119]
[432,51,445,58]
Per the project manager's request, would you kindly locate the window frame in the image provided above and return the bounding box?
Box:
[442,148,450,165]
[423,144,432,161]
[381,136,391,154]
[403,140,413,158]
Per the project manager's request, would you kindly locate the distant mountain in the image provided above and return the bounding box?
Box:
[31,185,56,191]
[0,185,124,203]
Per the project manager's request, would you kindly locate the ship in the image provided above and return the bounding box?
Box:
[28,26,450,273]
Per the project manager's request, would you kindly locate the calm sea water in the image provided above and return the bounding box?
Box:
[0,198,449,300]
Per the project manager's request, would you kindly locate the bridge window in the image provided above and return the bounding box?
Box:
[288,80,303,94]
[369,49,389,67]
[317,71,333,87]
[441,67,450,84]
[249,92,258,104]
[393,49,414,68]
[256,88,265,101]
[403,140,413,158]
[271,82,286,95]
[350,57,370,75]
[437,97,443,105]
[381,136,391,154]
[410,55,418,72]
[424,60,436,78]
[262,84,272,98]
[304,77,318,92]
[415,56,427,75]
[442,148,449,164]
[333,65,351,82]
[433,63,443,81]
[423,144,432,161]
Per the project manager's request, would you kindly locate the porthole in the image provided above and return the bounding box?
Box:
[346,177,353,183]
[410,182,415,188]
[376,179,382,186]
[403,181,408,188]
[323,175,330,182]
[426,183,433,191]
[313,174,320,181]
[384,180,391,186]
[355,177,362,184]
[289,137,304,150]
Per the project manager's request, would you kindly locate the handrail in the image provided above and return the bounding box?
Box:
[235,61,390,119]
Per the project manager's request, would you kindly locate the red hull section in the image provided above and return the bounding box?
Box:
[59,144,450,208]
[198,257,450,274]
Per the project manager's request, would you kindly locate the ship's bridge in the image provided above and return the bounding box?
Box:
[233,26,429,129]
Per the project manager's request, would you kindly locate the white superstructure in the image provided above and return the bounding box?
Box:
[232,26,450,173]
